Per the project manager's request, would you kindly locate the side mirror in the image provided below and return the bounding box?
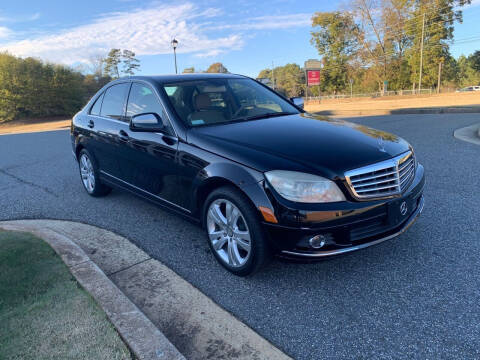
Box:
[290,97,305,109]
[130,113,165,132]
[290,97,304,110]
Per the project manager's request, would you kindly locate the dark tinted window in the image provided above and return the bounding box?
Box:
[127,83,171,130]
[100,83,130,121]
[90,92,104,115]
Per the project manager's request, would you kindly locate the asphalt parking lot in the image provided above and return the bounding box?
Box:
[1,113,479,359]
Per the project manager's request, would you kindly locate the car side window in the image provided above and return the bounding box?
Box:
[100,83,130,121]
[230,80,282,112]
[90,92,104,116]
[127,83,172,131]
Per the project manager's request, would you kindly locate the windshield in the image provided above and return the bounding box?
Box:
[162,78,300,127]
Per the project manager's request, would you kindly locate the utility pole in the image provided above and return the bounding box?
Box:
[437,62,443,94]
[418,13,426,93]
[305,72,309,99]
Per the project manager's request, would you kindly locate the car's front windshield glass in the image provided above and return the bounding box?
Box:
[162,78,300,127]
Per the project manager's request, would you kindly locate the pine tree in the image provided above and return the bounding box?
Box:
[121,50,140,76]
[104,49,122,79]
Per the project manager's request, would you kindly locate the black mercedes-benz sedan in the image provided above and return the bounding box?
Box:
[71,74,425,276]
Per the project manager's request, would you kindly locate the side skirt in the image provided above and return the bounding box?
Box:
[100,171,200,225]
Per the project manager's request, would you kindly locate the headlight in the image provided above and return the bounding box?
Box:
[265,170,346,203]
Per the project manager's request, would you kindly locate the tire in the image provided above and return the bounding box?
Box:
[203,186,271,276]
[78,148,111,197]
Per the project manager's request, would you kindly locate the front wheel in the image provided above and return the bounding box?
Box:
[203,186,270,276]
[78,149,111,197]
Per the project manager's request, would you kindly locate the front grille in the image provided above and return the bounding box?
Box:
[345,151,415,200]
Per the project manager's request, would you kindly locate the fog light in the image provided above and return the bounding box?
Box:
[309,235,328,249]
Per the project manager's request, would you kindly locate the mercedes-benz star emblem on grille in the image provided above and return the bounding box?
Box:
[377,136,386,153]
[400,201,408,216]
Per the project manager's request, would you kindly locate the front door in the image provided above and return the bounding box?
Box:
[119,82,181,207]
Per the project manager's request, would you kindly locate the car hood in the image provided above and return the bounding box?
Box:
[188,113,411,179]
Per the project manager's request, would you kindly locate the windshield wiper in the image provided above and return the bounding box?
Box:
[233,112,296,122]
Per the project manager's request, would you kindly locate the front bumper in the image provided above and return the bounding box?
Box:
[280,195,424,258]
[261,164,425,258]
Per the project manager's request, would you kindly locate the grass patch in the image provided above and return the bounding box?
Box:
[0,230,132,360]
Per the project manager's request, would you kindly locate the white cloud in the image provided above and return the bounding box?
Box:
[0,3,311,63]
[0,27,12,39]
[0,4,242,64]
[194,49,224,58]
[208,13,311,31]
[27,13,41,21]
[240,14,311,30]
[0,12,40,23]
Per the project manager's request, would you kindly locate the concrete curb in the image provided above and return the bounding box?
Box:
[308,106,480,117]
[453,123,480,146]
[0,219,292,360]
[0,222,185,360]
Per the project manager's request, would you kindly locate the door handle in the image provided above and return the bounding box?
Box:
[87,119,94,128]
[119,130,129,141]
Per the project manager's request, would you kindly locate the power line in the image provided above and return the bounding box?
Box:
[357,1,475,41]
[359,7,480,46]
[269,6,480,87]
[332,6,480,71]
[268,35,480,82]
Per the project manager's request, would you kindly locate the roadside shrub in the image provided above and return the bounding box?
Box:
[0,52,109,123]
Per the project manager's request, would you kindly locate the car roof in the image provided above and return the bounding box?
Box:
[123,73,248,85]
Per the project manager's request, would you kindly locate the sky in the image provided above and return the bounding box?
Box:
[0,0,479,78]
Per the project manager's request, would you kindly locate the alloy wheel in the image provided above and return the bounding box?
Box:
[206,199,252,267]
[80,154,95,193]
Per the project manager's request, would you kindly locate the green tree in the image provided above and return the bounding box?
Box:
[407,0,471,88]
[457,54,480,86]
[121,49,140,76]
[104,49,140,78]
[104,49,122,78]
[258,63,305,97]
[205,62,229,73]
[310,11,359,93]
[470,50,480,72]
[351,0,414,91]
[83,74,111,98]
[0,52,111,123]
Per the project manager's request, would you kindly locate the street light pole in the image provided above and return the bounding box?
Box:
[171,38,178,74]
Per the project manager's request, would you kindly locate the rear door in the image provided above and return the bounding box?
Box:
[88,82,130,178]
[118,82,181,207]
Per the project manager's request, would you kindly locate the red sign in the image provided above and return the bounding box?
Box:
[307,70,320,86]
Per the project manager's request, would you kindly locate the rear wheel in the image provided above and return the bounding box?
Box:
[203,186,270,276]
[78,149,111,197]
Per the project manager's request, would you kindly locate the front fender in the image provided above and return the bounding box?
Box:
[191,162,275,218]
